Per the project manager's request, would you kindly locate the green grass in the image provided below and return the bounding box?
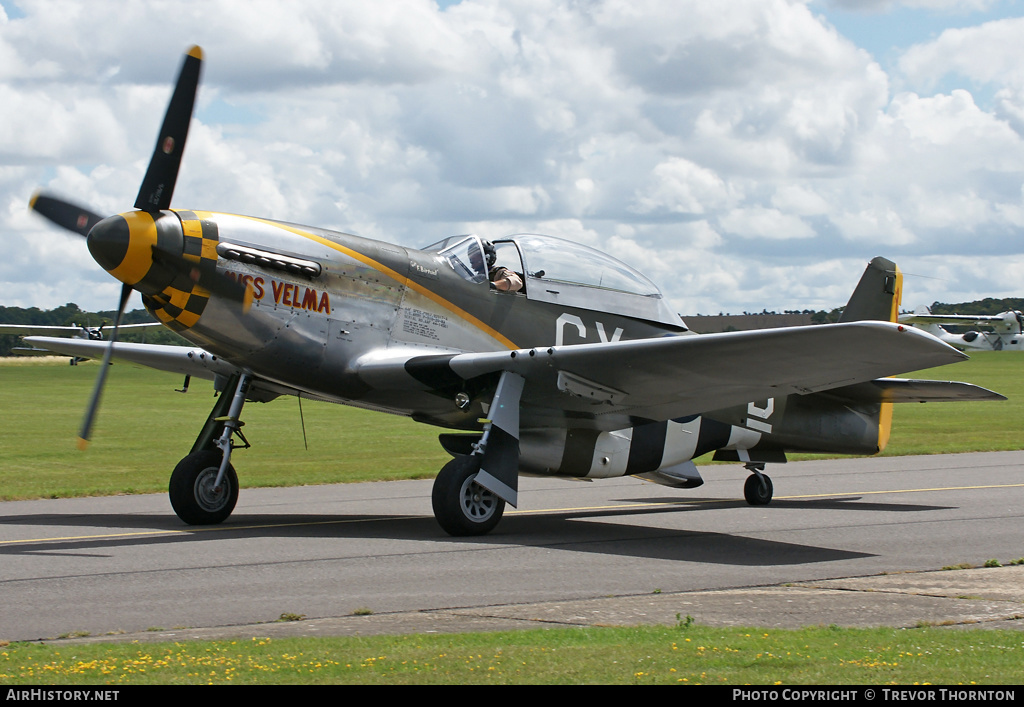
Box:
[3,355,1021,685]
[882,352,1024,455]
[0,359,449,500]
[2,625,1021,685]
[1,352,1020,500]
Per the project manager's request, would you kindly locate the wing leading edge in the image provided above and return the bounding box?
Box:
[900,313,1006,325]
[29,320,994,430]
[23,336,238,380]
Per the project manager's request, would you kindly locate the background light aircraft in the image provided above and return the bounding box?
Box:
[899,307,1024,352]
[20,47,1003,536]
[0,323,162,340]
[0,322,163,363]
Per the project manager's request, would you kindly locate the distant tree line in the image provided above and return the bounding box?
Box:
[3,297,1021,357]
[0,303,189,357]
[928,298,1024,316]
[694,298,1024,326]
[693,308,845,324]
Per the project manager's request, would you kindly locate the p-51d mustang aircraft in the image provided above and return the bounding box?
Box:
[24,47,1003,536]
[899,306,1024,352]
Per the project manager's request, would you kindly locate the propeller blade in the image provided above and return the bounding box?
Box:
[150,245,253,311]
[77,283,132,450]
[134,46,203,212]
[190,267,254,312]
[29,192,106,237]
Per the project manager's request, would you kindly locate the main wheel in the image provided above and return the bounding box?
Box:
[169,450,239,525]
[743,472,773,506]
[431,455,505,536]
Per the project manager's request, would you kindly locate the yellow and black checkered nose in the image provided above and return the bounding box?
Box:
[87,209,224,333]
[88,211,183,295]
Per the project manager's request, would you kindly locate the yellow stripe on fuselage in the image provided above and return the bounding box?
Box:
[211,213,519,350]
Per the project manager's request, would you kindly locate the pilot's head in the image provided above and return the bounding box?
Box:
[483,240,496,268]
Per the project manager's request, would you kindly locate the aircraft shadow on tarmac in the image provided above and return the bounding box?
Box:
[619,495,951,514]
[1,495,954,565]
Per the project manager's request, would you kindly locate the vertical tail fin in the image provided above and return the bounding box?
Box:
[839,256,902,324]
[838,256,903,452]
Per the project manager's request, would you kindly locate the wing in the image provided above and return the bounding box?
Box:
[899,312,1008,327]
[1,324,83,336]
[365,321,975,429]
[23,336,236,379]
[1,323,164,336]
[22,336,303,402]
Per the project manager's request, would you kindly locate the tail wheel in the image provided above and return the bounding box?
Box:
[432,455,505,536]
[169,450,238,525]
[743,472,773,506]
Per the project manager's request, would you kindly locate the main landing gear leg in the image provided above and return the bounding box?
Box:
[169,372,252,525]
[743,462,773,506]
[432,371,525,537]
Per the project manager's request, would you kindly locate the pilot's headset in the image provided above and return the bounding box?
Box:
[482,241,497,269]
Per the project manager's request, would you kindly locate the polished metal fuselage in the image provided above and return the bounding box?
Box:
[131,209,887,481]
[169,212,684,420]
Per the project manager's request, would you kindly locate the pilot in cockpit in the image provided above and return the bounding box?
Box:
[483,241,524,293]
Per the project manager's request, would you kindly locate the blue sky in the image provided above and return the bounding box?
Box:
[2,0,1023,316]
[823,1,1021,100]
[825,1,1015,56]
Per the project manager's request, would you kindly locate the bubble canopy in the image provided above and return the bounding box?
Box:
[512,234,660,296]
[423,233,682,326]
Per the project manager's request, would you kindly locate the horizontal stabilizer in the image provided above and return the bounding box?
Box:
[823,377,1006,403]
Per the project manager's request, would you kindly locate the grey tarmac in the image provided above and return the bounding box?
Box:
[1,451,1022,644]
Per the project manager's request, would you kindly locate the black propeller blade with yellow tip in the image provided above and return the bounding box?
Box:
[150,242,253,306]
[77,282,132,450]
[135,46,203,212]
[28,193,105,237]
[28,45,249,448]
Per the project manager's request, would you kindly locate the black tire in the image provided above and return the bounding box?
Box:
[431,455,505,536]
[169,450,239,525]
[743,472,773,506]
